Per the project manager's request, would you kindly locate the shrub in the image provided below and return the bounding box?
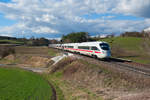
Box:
[0,46,15,58]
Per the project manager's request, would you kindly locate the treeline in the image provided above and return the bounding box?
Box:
[1,30,150,45]
[120,31,149,37]
[0,36,50,46]
[61,32,115,43]
[26,37,50,46]
[60,31,150,43]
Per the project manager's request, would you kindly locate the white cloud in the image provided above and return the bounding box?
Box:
[0,0,150,38]
[114,0,150,18]
[31,26,59,34]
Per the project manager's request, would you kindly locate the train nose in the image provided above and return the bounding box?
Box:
[102,51,111,58]
[107,52,111,57]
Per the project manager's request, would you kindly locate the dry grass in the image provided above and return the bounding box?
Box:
[49,57,150,100]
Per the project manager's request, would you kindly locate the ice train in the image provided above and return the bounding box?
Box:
[49,41,111,59]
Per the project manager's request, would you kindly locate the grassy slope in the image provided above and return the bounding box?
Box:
[47,58,103,100]
[100,37,150,64]
[0,40,24,44]
[0,67,52,100]
[43,74,65,100]
[101,37,142,51]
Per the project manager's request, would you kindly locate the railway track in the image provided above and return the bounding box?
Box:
[97,58,150,77]
[105,61,150,77]
[65,51,150,77]
[54,48,150,77]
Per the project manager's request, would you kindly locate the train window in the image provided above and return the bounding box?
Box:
[78,46,89,50]
[91,46,99,51]
[100,43,109,50]
[78,46,82,49]
[67,46,74,48]
[84,46,90,50]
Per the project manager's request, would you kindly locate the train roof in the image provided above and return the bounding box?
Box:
[51,41,108,46]
[64,41,107,44]
[81,41,106,44]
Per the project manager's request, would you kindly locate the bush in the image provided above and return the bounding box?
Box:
[0,46,15,58]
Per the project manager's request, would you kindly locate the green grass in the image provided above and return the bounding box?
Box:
[0,40,24,44]
[101,37,143,51]
[43,73,65,100]
[0,67,53,100]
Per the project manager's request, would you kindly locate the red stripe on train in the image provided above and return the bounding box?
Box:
[64,48,102,53]
[95,51,101,53]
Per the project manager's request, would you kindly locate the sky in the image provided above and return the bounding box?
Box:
[0,0,150,39]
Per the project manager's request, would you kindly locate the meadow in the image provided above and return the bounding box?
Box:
[0,67,53,100]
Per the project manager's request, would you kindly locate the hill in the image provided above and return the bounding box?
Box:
[100,37,150,64]
[0,36,24,45]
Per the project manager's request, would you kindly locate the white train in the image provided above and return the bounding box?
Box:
[49,41,111,59]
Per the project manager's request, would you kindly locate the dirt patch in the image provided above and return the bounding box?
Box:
[23,56,53,68]
[4,54,15,61]
[0,46,61,67]
[2,54,54,68]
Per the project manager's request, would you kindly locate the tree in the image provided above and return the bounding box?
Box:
[38,38,49,46]
[28,37,50,46]
[61,32,90,43]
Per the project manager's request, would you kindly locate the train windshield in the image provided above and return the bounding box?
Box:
[100,43,109,50]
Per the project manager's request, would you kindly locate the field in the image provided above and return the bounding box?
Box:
[15,46,59,57]
[0,46,60,66]
[0,67,53,100]
[0,43,149,100]
[0,40,24,45]
[100,37,150,64]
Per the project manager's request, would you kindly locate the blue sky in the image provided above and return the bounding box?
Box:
[0,13,17,26]
[0,0,150,39]
[0,0,11,3]
[82,13,145,20]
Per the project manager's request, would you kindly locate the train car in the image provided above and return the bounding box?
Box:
[49,41,111,59]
